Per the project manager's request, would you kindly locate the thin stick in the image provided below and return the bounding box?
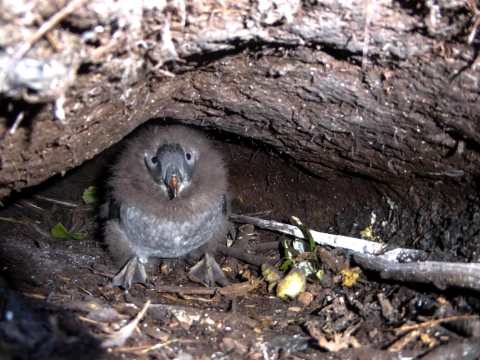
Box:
[34,195,78,207]
[149,285,217,295]
[468,15,480,45]
[141,339,186,353]
[0,215,50,239]
[9,111,25,135]
[230,214,386,255]
[21,200,44,210]
[230,214,428,262]
[0,216,31,227]
[395,314,478,334]
[413,212,436,245]
[100,300,151,348]
[110,339,198,354]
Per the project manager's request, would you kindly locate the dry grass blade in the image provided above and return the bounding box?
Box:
[100,300,151,348]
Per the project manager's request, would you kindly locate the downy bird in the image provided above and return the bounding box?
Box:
[102,125,229,290]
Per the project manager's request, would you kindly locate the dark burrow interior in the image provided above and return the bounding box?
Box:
[1,120,479,359]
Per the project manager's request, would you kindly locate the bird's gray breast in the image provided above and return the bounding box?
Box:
[119,200,223,263]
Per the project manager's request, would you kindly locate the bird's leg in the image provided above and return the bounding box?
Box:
[188,253,230,287]
[112,257,149,290]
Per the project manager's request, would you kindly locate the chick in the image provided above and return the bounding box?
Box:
[102,125,229,290]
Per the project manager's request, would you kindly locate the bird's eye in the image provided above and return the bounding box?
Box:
[151,156,158,164]
[185,153,192,161]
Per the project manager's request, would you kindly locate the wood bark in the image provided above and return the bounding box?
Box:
[1,0,479,198]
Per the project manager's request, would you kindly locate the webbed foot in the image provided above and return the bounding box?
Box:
[188,253,230,286]
[112,257,149,290]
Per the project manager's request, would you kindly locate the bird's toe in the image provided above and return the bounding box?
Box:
[112,257,149,290]
[188,253,230,287]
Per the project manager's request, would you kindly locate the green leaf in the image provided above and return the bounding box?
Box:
[51,223,83,240]
[51,223,69,238]
[304,226,316,252]
[70,233,84,240]
[340,268,361,287]
[314,269,325,282]
[279,260,294,271]
[291,216,315,251]
[82,186,101,205]
[282,238,293,259]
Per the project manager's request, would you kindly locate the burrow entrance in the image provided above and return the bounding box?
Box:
[0,122,479,359]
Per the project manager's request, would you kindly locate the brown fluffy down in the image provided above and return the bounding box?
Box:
[102,124,229,266]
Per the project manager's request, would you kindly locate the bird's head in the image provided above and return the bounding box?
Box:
[144,143,196,199]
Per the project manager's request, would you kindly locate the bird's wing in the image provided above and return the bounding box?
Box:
[108,198,121,220]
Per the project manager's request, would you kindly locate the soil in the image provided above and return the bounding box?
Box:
[3,0,480,201]
[0,123,479,359]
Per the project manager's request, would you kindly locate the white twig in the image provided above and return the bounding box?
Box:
[34,195,78,208]
[9,111,25,135]
[230,214,427,263]
[100,300,151,348]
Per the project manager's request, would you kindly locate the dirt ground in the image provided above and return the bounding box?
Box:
[0,123,479,359]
